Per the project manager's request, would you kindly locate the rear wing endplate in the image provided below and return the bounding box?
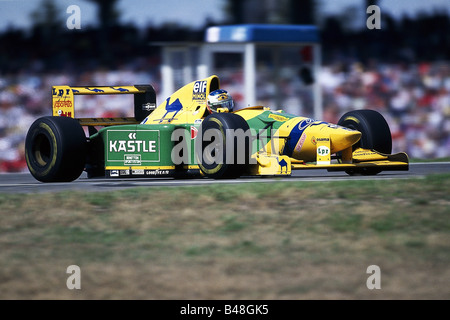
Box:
[52,85,156,126]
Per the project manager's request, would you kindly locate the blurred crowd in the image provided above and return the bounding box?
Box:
[0,59,449,173]
[320,60,450,158]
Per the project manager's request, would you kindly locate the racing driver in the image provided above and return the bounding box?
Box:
[206,89,234,114]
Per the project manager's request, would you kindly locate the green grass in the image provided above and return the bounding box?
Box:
[0,173,449,299]
[410,157,450,163]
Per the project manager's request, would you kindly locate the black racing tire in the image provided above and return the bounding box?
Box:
[196,113,251,179]
[338,109,392,176]
[25,116,87,182]
[337,109,392,154]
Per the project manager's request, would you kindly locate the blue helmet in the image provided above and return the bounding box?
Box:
[207,89,234,113]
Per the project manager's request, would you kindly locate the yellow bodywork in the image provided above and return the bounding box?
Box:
[143,75,220,125]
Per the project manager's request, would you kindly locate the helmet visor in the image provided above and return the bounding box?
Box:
[209,99,234,111]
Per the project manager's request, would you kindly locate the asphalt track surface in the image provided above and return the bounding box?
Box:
[0,162,449,194]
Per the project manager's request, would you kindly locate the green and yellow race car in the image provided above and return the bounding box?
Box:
[25,75,408,182]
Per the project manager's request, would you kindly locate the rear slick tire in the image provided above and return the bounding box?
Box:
[25,116,87,182]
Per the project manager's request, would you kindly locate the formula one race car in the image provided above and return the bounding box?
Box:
[25,75,408,182]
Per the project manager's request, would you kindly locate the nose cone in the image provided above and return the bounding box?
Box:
[290,122,362,162]
[331,128,361,152]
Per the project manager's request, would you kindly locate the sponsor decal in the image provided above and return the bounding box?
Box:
[164,98,183,113]
[142,102,156,111]
[269,114,289,122]
[110,170,119,177]
[312,135,330,146]
[124,154,141,165]
[317,146,330,156]
[107,130,160,165]
[355,151,375,156]
[86,88,104,93]
[52,87,73,117]
[193,80,207,101]
[294,133,307,152]
[111,87,129,92]
[284,118,317,157]
[109,140,156,153]
[298,118,314,131]
[278,157,289,174]
[191,126,198,139]
[57,109,72,117]
[52,88,71,97]
[54,101,72,109]
[145,169,170,175]
[109,169,131,177]
[111,169,171,177]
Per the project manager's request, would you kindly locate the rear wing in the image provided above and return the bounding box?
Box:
[52,85,156,126]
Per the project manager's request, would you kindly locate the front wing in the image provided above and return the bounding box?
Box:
[250,149,408,176]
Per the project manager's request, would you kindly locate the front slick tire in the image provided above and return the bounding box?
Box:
[25,116,87,182]
[337,109,392,154]
[337,109,392,176]
[196,113,251,179]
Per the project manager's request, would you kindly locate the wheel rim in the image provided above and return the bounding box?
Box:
[33,133,51,166]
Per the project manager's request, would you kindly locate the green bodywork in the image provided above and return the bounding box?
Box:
[90,109,300,176]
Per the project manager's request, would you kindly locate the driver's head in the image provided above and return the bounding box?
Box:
[206,89,234,113]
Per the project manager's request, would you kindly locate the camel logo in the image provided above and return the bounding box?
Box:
[278,157,288,173]
[158,98,183,123]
